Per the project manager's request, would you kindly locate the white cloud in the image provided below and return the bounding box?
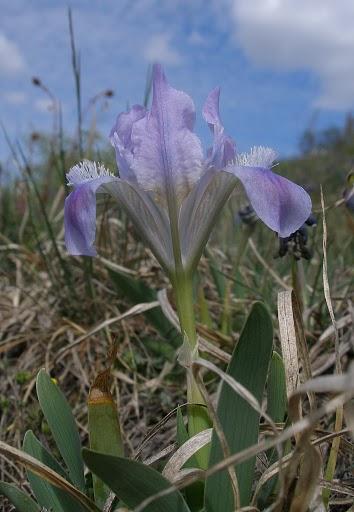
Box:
[144,33,182,65]
[4,91,27,105]
[0,32,26,74]
[230,0,354,109]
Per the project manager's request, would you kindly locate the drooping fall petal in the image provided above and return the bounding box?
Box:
[229,147,312,237]
[65,180,112,257]
[64,161,173,269]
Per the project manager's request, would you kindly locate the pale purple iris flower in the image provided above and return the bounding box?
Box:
[64,64,311,276]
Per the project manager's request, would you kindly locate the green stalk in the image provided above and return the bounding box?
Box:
[173,273,197,347]
[172,272,210,469]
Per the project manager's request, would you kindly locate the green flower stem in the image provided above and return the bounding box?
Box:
[172,272,210,469]
[173,272,198,347]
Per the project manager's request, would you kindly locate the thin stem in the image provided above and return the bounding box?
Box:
[173,272,197,347]
[58,103,68,194]
[68,8,83,159]
[172,271,210,469]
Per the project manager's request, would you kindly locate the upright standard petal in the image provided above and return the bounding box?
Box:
[203,87,235,169]
[129,64,204,203]
[64,161,173,269]
[229,147,312,237]
[109,104,146,181]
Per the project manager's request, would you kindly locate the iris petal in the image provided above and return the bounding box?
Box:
[64,167,173,269]
[179,170,236,270]
[179,161,311,272]
[203,87,235,169]
[106,181,173,270]
[64,176,116,257]
[230,164,312,237]
[130,64,204,203]
[110,104,146,181]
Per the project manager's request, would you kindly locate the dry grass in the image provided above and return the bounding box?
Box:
[0,187,353,511]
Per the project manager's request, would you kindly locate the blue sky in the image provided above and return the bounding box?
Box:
[1,0,354,168]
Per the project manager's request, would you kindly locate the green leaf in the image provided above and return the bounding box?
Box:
[83,449,191,512]
[267,351,287,423]
[24,430,67,478]
[257,352,287,508]
[109,269,181,349]
[36,369,85,491]
[205,248,225,299]
[204,302,273,510]
[0,481,40,512]
[176,407,189,447]
[23,430,82,512]
[176,407,198,469]
[176,407,203,512]
[0,439,99,512]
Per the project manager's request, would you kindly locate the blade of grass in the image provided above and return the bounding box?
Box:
[68,7,83,158]
[321,187,343,508]
[0,441,100,512]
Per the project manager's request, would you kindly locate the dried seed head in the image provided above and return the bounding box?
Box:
[32,76,42,87]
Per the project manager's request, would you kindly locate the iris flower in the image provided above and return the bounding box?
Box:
[64,65,312,453]
[64,64,311,278]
